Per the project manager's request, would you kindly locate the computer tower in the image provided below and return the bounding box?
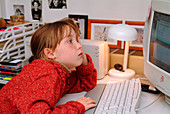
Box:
[80,39,109,79]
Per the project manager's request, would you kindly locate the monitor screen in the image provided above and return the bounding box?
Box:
[149,12,170,73]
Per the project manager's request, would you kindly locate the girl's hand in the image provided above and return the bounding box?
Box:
[78,38,88,66]
[81,52,88,66]
[76,97,96,111]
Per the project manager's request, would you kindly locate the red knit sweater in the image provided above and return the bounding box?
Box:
[0,54,97,114]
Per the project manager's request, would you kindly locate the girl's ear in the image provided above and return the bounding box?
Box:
[44,48,55,59]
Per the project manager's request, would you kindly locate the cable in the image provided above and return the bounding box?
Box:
[135,93,163,111]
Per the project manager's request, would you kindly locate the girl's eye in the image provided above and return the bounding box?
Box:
[68,40,72,43]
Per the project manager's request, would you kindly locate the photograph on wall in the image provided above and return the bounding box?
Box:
[128,26,144,50]
[68,14,88,39]
[13,5,24,15]
[91,23,117,45]
[125,21,145,50]
[88,19,122,48]
[31,0,42,21]
[48,0,67,9]
[131,28,144,46]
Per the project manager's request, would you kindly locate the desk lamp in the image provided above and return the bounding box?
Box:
[108,24,137,79]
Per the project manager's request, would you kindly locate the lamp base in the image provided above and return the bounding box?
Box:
[108,68,135,79]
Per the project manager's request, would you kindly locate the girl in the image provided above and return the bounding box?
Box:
[0,18,97,113]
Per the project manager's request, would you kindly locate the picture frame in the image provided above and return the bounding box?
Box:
[31,0,42,21]
[13,5,24,15]
[88,19,122,48]
[68,14,88,39]
[125,21,145,51]
[48,0,67,9]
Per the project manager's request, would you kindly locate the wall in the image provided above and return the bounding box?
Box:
[0,0,5,18]
[0,0,151,23]
[68,0,151,20]
[0,2,1,17]
[0,0,32,20]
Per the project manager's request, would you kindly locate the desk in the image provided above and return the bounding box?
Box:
[138,92,170,114]
[56,75,170,114]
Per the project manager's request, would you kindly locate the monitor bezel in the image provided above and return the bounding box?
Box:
[144,7,170,97]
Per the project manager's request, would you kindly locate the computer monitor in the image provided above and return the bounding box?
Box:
[143,0,170,105]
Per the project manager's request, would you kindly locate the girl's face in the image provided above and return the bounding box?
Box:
[52,26,83,69]
[34,2,38,8]
[53,0,59,6]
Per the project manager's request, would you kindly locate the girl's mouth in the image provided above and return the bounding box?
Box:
[78,52,83,56]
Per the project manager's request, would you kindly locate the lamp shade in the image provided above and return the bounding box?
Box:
[108,24,137,41]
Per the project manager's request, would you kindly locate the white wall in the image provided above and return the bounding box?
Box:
[68,0,151,21]
[0,0,33,20]
[0,2,1,17]
[0,0,151,23]
[0,0,6,18]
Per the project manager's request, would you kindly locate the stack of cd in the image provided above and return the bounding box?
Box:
[0,59,23,82]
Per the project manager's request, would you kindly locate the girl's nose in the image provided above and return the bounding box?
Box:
[76,41,82,50]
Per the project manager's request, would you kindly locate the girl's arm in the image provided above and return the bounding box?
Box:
[67,54,97,93]
[28,101,85,114]
[16,75,86,114]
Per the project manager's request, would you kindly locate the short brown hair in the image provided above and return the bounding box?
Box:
[30,18,79,61]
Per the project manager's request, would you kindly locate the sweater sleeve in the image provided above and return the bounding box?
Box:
[27,101,85,114]
[67,54,97,93]
[15,75,85,114]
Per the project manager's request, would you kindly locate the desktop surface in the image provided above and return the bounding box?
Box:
[137,92,170,114]
[55,76,170,114]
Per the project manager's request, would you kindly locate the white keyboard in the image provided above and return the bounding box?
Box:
[85,78,141,114]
